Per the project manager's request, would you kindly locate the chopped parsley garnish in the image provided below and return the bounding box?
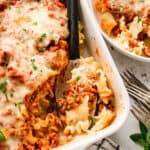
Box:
[0,130,5,141]
[30,59,38,70]
[10,93,14,98]
[76,76,81,81]
[39,33,47,42]
[130,121,150,150]
[0,80,8,99]
[88,116,96,129]
[32,21,38,26]
[14,101,23,107]
[39,47,46,52]
[137,17,141,23]
[23,28,27,32]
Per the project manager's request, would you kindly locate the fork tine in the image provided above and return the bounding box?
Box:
[122,71,131,82]
[138,101,150,114]
[127,84,150,99]
[121,73,133,88]
[122,71,150,103]
[121,73,129,83]
[131,103,150,129]
[127,83,150,95]
[122,70,149,91]
[128,86,150,112]
[127,88,150,104]
[126,70,149,91]
[131,105,145,122]
[124,71,136,82]
[123,70,150,128]
[135,100,150,113]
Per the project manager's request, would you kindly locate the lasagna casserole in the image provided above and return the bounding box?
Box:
[0,0,116,149]
[95,0,150,57]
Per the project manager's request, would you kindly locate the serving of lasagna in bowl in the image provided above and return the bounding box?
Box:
[91,0,150,62]
[0,0,130,150]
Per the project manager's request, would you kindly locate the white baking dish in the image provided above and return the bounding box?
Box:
[55,0,130,149]
[87,0,150,63]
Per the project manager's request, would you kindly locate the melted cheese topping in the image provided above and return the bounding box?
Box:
[0,1,68,148]
[109,0,150,12]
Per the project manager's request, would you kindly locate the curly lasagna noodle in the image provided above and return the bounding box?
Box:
[95,0,150,57]
[0,0,115,149]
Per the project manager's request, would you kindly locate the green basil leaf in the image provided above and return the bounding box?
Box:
[146,130,150,144]
[130,133,143,141]
[139,121,148,139]
[76,76,81,81]
[0,131,6,141]
[139,139,147,147]
[130,133,145,146]
[39,47,46,52]
[144,143,150,150]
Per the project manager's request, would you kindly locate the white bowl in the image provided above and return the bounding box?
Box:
[54,0,130,150]
[87,0,150,63]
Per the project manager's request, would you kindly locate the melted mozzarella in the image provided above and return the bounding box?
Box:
[0,0,68,101]
[2,1,69,45]
[0,1,68,149]
[66,96,89,124]
[109,0,150,12]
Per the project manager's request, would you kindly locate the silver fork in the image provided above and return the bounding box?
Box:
[131,101,150,129]
[122,70,150,128]
[122,70,150,91]
[121,70,150,105]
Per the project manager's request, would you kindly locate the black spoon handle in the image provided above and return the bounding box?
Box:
[67,0,79,60]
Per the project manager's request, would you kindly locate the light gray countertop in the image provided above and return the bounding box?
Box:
[109,45,150,88]
[109,45,150,150]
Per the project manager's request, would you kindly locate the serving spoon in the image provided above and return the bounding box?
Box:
[55,0,80,99]
[55,0,99,117]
